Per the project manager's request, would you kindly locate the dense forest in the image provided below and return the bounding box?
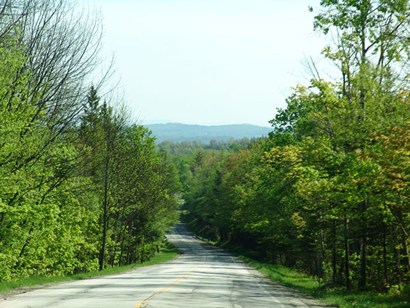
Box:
[0,0,178,281]
[1,0,409,296]
[179,0,410,292]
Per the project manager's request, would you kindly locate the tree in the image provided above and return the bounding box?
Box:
[311,0,409,290]
[176,0,410,293]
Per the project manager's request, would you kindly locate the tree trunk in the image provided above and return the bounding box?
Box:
[383,223,388,284]
[344,210,351,290]
[332,219,337,286]
[98,149,110,271]
[358,199,368,291]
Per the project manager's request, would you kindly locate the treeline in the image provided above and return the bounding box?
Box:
[157,139,254,192]
[182,1,410,291]
[0,0,178,281]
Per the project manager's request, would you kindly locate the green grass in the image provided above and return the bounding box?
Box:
[183,219,410,307]
[241,257,320,293]
[241,256,410,307]
[0,242,179,294]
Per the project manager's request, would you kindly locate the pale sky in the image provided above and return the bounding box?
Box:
[90,0,326,126]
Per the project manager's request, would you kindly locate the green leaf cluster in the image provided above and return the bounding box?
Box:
[0,1,179,282]
[179,0,410,294]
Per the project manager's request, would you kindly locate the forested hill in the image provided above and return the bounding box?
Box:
[146,123,271,143]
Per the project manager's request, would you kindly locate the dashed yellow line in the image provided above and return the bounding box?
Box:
[134,271,193,308]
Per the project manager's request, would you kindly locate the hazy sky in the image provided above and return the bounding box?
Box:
[92,0,325,126]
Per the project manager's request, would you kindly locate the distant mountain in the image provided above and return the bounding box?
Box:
[145,123,272,143]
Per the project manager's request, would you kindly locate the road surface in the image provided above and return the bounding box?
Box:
[0,224,328,307]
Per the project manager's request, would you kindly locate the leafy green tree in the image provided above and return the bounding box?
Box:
[180,1,409,292]
[0,0,181,283]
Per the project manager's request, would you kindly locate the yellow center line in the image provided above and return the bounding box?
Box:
[134,271,194,308]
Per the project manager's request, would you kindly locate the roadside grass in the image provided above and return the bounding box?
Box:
[0,242,179,294]
[240,256,410,308]
[187,217,410,308]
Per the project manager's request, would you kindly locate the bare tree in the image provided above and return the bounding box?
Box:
[0,0,109,172]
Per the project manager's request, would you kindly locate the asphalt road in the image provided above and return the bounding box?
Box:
[0,224,328,307]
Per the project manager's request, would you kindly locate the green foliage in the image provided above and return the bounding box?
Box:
[243,256,410,307]
[0,3,180,283]
[77,89,180,270]
[0,241,179,294]
[179,0,410,295]
[313,0,410,68]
